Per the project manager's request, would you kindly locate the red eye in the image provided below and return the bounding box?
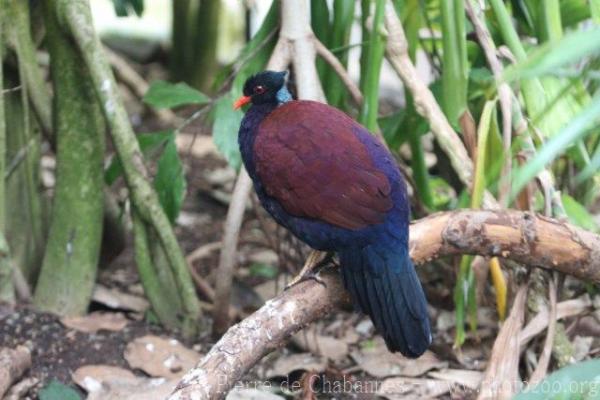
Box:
[253,85,266,95]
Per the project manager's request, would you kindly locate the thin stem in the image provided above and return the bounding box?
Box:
[6,0,52,134]
[358,0,385,132]
[314,38,363,106]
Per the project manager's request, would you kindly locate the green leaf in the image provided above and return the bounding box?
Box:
[111,0,144,17]
[562,194,600,233]
[471,100,496,209]
[249,263,278,279]
[212,94,243,169]
[143,80,210,109]
[514,359,600,400]
[503,27,600,81]
[154,137,186,224]
[511,93,600,200]
[105,131,173,185]
[430,177,456,209]
[592,0,600,23]
[39,380,81,400]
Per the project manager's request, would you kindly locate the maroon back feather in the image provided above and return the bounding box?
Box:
[254,100,393,230]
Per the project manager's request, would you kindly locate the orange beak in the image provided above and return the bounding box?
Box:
[233,95,251,110]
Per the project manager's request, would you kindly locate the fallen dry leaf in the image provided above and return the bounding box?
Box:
[351,338,447,378]
[177,133,218,159]
[572,336,593,362]
[428,368,483,390]
[377,376,451,400]
[61,312,128,333]
[73,365,137,393]
[73,363,177,400]
[92,285,149,313]
[226,388,285,400]
[124,335,201,379]
[293,328,349,361]
[266,353,327,378]
[253,274,290,302]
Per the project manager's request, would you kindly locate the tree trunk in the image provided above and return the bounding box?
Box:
[3,64,45,285]
[171,0,221,91]
[60,0,202,336]
[33,0,105,315]
[0,19,15,303]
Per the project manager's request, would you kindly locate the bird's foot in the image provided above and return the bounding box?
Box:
[285,250,335,290]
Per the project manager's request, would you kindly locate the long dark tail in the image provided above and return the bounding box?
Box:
[340,245,431,357]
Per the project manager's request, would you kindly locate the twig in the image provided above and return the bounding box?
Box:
[0,346,31,398]
[171,210,600,400]
[212,170,255,336]
[186,241,221,265]
[4,377,38,400]
[519,295,591,346]
[104,46,177,125]
[0,85,22,94]
[4,139,33,180]
[382,0,498,210]
[6,0,52,135]
[477,284,528,400]
[185,252,241,321]
[528,274,558,385]
[464,0,512,207]
[313,38,363,106]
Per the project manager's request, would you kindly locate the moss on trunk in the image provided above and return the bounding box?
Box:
[33,0,105,315]
[0,9,15,303]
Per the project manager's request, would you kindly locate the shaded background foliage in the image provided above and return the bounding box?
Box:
[1,0,600,398]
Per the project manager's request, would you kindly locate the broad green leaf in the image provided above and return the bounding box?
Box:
[154,137,186,224]
[212,94,243,170]
[561,194,600,233]
[39,380,81,400]
[105,131,173,185]
[455,100,496,347]
[143,80,210,109]
[511,93,600,201]
[471,100,496,209]
[514,359,600,400]
[503,27,600,81]
[440,0,469,126]
[249,263,278,279]
[592,0,600,23]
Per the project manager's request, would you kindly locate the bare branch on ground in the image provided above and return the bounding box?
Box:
[0,346,31,398]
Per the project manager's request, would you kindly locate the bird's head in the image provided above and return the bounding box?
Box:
[233,70,291,109]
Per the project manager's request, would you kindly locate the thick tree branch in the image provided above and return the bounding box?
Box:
[171,210,600,400]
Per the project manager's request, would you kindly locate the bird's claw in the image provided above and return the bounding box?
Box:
[284,251,334,290]
[285,271,327,290]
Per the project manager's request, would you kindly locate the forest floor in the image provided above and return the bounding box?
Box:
[1,52,598,400]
